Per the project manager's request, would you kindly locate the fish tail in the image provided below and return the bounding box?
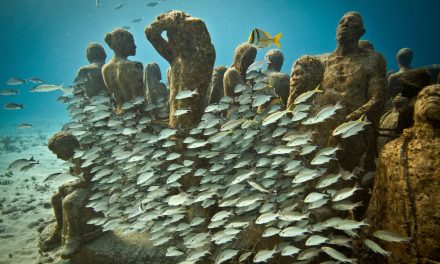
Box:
[19,104,24,109]
[272,33,282,48]
[315,84,323,93]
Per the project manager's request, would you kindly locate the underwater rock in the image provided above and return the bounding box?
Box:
[223,42,256,97]
[47,132,79,161]
[145,10,215,132]
[366,84,440,263]
[74,43,108,98]
[207,65,227,105]
[102,28,144,110]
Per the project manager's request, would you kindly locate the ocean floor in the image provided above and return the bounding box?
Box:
[0,124,72,264]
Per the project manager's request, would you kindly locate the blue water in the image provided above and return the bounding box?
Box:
[0,0,439,131]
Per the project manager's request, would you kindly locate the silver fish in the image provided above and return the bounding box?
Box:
[293,85,322,105]
[175,89,198,100]
[4,102,23,110]
[0,89,19,95]
[364,239,391,256]
[6,77,26,85]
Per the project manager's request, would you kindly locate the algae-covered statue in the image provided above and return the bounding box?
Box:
[102,28,144,111]
[317,11,387,174]
[286,55,324,109]
[40,132,102,259]
[265,48,284,72]
[145,10,215,131]
[207,65,227,105]
[74,43,108,98]
[387,48,413,106]
[367,84,440,263]
[223,42,257,97]
[144,62,169,119]
[264,49,289,107]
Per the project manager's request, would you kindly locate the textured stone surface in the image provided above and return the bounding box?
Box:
[74,43,108,98]
[223,42,256,97]
[207,65,227,105]
[143,62,169,119]
[145,10,215,132]
[47,132,79,161]
[366,84,440,263]
[102,28,144,109]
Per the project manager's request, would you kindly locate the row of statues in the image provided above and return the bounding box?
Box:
[40,9,440,263]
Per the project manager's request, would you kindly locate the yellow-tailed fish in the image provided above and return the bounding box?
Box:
[248,28,282,49]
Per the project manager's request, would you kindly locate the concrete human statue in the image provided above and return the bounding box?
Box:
[207,65,227,105]
[265,48,284,72]
[387,48,414,105]
[102,28,144,112]
[144,62,169,119]
[39,132,102,259]
[366,84,440,263]
[74,43,108,98]
[286,55,324,109]
[145,10,215,131]
[317,11,387,172]
[358,39,374,50]
[223,42,257,97]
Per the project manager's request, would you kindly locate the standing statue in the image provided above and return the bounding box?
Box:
[366,84,440,264]
[207,65,227,105]
[387,48,414,106]
[144,62,169,119]
[102,28,144,111]
[145,10,215,131]
[74,43,108,98]
[317,11,387,173]
[39,132,102,259]
[264,49,289,107]
[223,42,257,97]
[286,55,324,109]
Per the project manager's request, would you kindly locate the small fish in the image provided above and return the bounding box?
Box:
[115,3,124,9]
[304,192,328,203]
[294,85,323,105]
[215,249,239,264]
[248,28,282,49]
[20,160,39,171]
[6,77,26,85]
[147,2,159,7]
[281,245,300,256]
[321,246,356,263]
[0,89,19,95]
[279,226,310,237]
[26,77,43,83]
[8,156,36,171]
[122,26,131,30]
[373,230,411,243]
[306,235,329,246]
[175,89,198,100]
[256,211,278,224]
[332,184,361,202]
[252,94,272,107]
[253,246,277,263]
[30,83,65,93]
[364,239,391,256]
[332,114,371,138]
[166,246,184,257]
[131,17,144,23]
[16,123,32,129]
[247,180,270,193]
[238,252,253,262]
[297,247,321,261]
[4,103,24,110]
[174,109,191,116]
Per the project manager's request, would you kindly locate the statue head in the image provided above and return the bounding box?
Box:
[145,63,162,81]
[397,48,413,69]
[290,55,324,90]
[86,42,106,64]
[336,11,365,46]
[414,84,440,127]
[358,40,374,50]
[265,49,284,72]
[104,28,136,58]
[48,131,80,161]
[232,42,257,77]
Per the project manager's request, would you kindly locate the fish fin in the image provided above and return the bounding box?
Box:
[314,84,323,92]
[272,33,282,48]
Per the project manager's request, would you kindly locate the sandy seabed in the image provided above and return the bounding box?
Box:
[0,127,72,264]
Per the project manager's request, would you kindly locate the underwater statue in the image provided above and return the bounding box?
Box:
[74,43,108,98]
[40,132,102,259]
[223,42,257,97]
[358,39,374,50]
[387,48,414,105]
[316,11,387,174]
[144,62,169,119]
[145,10,216,131]
[286,55,324,109]
[207,65,227,105]
[264,49,289,107]
[102,28,144,111]
[377,94,410,151]
[366,84,440,264]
